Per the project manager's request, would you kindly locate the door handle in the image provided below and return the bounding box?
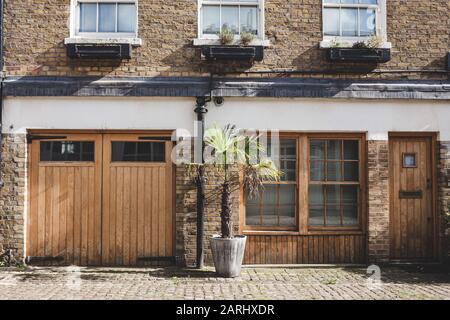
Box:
[426,178,432,189]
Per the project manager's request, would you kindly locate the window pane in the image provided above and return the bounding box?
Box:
[262,184,277,204]
[280,139,297,182]
[327,161,342,181]
[40,141,95,162]
[344,140,359,160]
[342,185,358,205]
[118,4,136,32]
[111,142,165,162]
[341,8,358,36]
[279,185,296,205]
[262,206,277,226]
[359,0,377,4]
[79,3,97,32]
[327,140,341,160]
[326,205,341,226]
[309,206,325,226]
[360,8,376,36]
[279,206,296,227]
[326,185,341,206]
[340,0,358,3]
[240,6,258,34]
[310,140,325,160]
[343,206,358,225]
[99,3,116,32]
[310,161,325,181]
[344,162,359,181]
[222,6,239,34]
[309,185,324,206]
[323,8,340,36]
[202,5,220,34]
[245,205,260,226]
[343,186,358,227]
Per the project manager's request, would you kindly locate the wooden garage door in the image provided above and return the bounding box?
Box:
[28,133,174,266]
[389,136,435,260]
[28,134,103,265]
[101,134,174,266]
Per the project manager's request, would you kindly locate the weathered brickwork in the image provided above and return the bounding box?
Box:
[0,134,27,265]
[175,165,240,267]
[3,0,449,79]
[367,140,390,263]
[439,142,450,262]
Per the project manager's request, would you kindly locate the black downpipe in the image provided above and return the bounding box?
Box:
[0,0,5,188]
[194,96,208,269]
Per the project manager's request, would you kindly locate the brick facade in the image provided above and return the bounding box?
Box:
[0,134,27,265]
[175,165,240,267]
[3,0,449,79]
[367,140,390,263]
[439,142,450,262]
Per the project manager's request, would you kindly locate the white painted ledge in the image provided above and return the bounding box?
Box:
[320,40,392,49]
[64,37,142,46]
[193,38,271,47]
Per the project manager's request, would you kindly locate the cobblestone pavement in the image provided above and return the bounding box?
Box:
[0,265,449,300]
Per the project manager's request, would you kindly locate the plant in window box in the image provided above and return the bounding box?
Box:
[191,124,281,278]
[218,28,235,45]
[328,35,390,63]
[240,32,255,46]
[202,29,263,61]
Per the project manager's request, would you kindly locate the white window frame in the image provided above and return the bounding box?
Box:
[195,0,268,46]
[66,0,141,45]
[320,0,390,48]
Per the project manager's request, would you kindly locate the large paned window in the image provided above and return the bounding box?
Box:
[244,134,364,232]
[245,139,297,229]
[323,0,381,39]
[309,139,360,227]
[199,0,263,39]
[76,1,137,36]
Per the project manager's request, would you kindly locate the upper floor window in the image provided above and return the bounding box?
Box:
[198,0,264,39]
[322,0,388,46]
[75,1,137,36]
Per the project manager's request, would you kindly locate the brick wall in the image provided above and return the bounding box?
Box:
[0,134,27,265]
[3,0,449,79]
[367,140,390,263]
[175,165,240,267]
[439,142,450,263]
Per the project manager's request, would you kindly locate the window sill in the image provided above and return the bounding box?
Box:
[193,38,271,47]
[64,37,142,47]
[320,40,391,49]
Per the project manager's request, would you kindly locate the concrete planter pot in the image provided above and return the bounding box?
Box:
[210,235,247,278]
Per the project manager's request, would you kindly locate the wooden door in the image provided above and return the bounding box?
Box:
[28,134,103,265]
[101,134,174,266]
[390,136,435,260]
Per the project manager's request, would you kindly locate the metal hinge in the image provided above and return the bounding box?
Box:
[138,136,172,141]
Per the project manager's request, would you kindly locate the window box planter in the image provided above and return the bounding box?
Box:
[327,48,391,63]
[66,43,132,60]
[201,45,264,62]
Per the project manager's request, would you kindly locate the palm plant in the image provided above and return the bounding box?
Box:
[204,124,281,238]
